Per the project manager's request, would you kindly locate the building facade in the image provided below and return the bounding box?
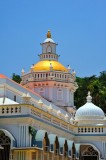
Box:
[0,31,106,160]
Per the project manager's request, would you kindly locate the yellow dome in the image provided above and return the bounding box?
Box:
[33,60,68,72]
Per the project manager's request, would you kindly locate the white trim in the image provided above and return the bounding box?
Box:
[0,129,15,141]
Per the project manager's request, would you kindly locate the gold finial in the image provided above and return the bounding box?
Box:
[47,30,51,38]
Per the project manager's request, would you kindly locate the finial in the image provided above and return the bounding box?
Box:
[86,91,92,103]
[47,30,51,38]
[67,65,71,70]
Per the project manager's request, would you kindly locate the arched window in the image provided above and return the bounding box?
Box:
[47,45,52,53]
[39,88,45,98]
[57,88,63,100]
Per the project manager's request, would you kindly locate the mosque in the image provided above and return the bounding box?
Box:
[0,31,106,160]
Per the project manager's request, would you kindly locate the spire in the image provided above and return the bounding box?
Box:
[86,91,92,103]
[47,30,51,38]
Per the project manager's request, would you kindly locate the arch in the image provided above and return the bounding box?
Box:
[46,45,52,53]
[48,134,57,145]
[67,140,74,156]
[0,129,16,148]
[75,143,80,158]
[0,129,16,160]
[35,130,49,150]
[48,134,59,154]
[36,130,47,141]
[80,144,100,160]
[58,137,66,154]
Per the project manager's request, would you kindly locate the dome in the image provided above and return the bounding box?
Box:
[44,38,54,43]
[33,60,68,72]
[75,92,105,120]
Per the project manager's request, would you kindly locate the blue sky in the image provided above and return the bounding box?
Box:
[0,0,106,78]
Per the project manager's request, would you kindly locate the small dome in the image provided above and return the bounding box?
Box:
[75,92,105,120]
[44,38,54,43]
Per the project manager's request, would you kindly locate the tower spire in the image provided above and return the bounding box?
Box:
[86,91,92,103]
[47,30,51,38]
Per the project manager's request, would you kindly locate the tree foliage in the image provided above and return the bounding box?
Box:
[75,71,106,113]
[12,73,22,84]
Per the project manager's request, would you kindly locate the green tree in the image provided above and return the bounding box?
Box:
[74,72,106,113]
[12,73,22,84]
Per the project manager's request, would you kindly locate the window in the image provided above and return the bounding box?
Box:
[57,88,63,100]
[39,88,45,97]
[95,128,97,132]
[47,46,52,53]
[78,128,80,133]
[14,95,16,102]
[88,128,90,132]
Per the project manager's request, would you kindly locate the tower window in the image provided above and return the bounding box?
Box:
[47,45,52,53]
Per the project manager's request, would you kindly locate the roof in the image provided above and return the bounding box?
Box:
[0,98,19,105]
[0,74,7,79]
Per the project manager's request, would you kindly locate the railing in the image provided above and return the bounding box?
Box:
[0,106,21,115]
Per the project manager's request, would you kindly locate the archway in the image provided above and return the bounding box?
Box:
[80,145,99,160]
[0,131,11,160]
